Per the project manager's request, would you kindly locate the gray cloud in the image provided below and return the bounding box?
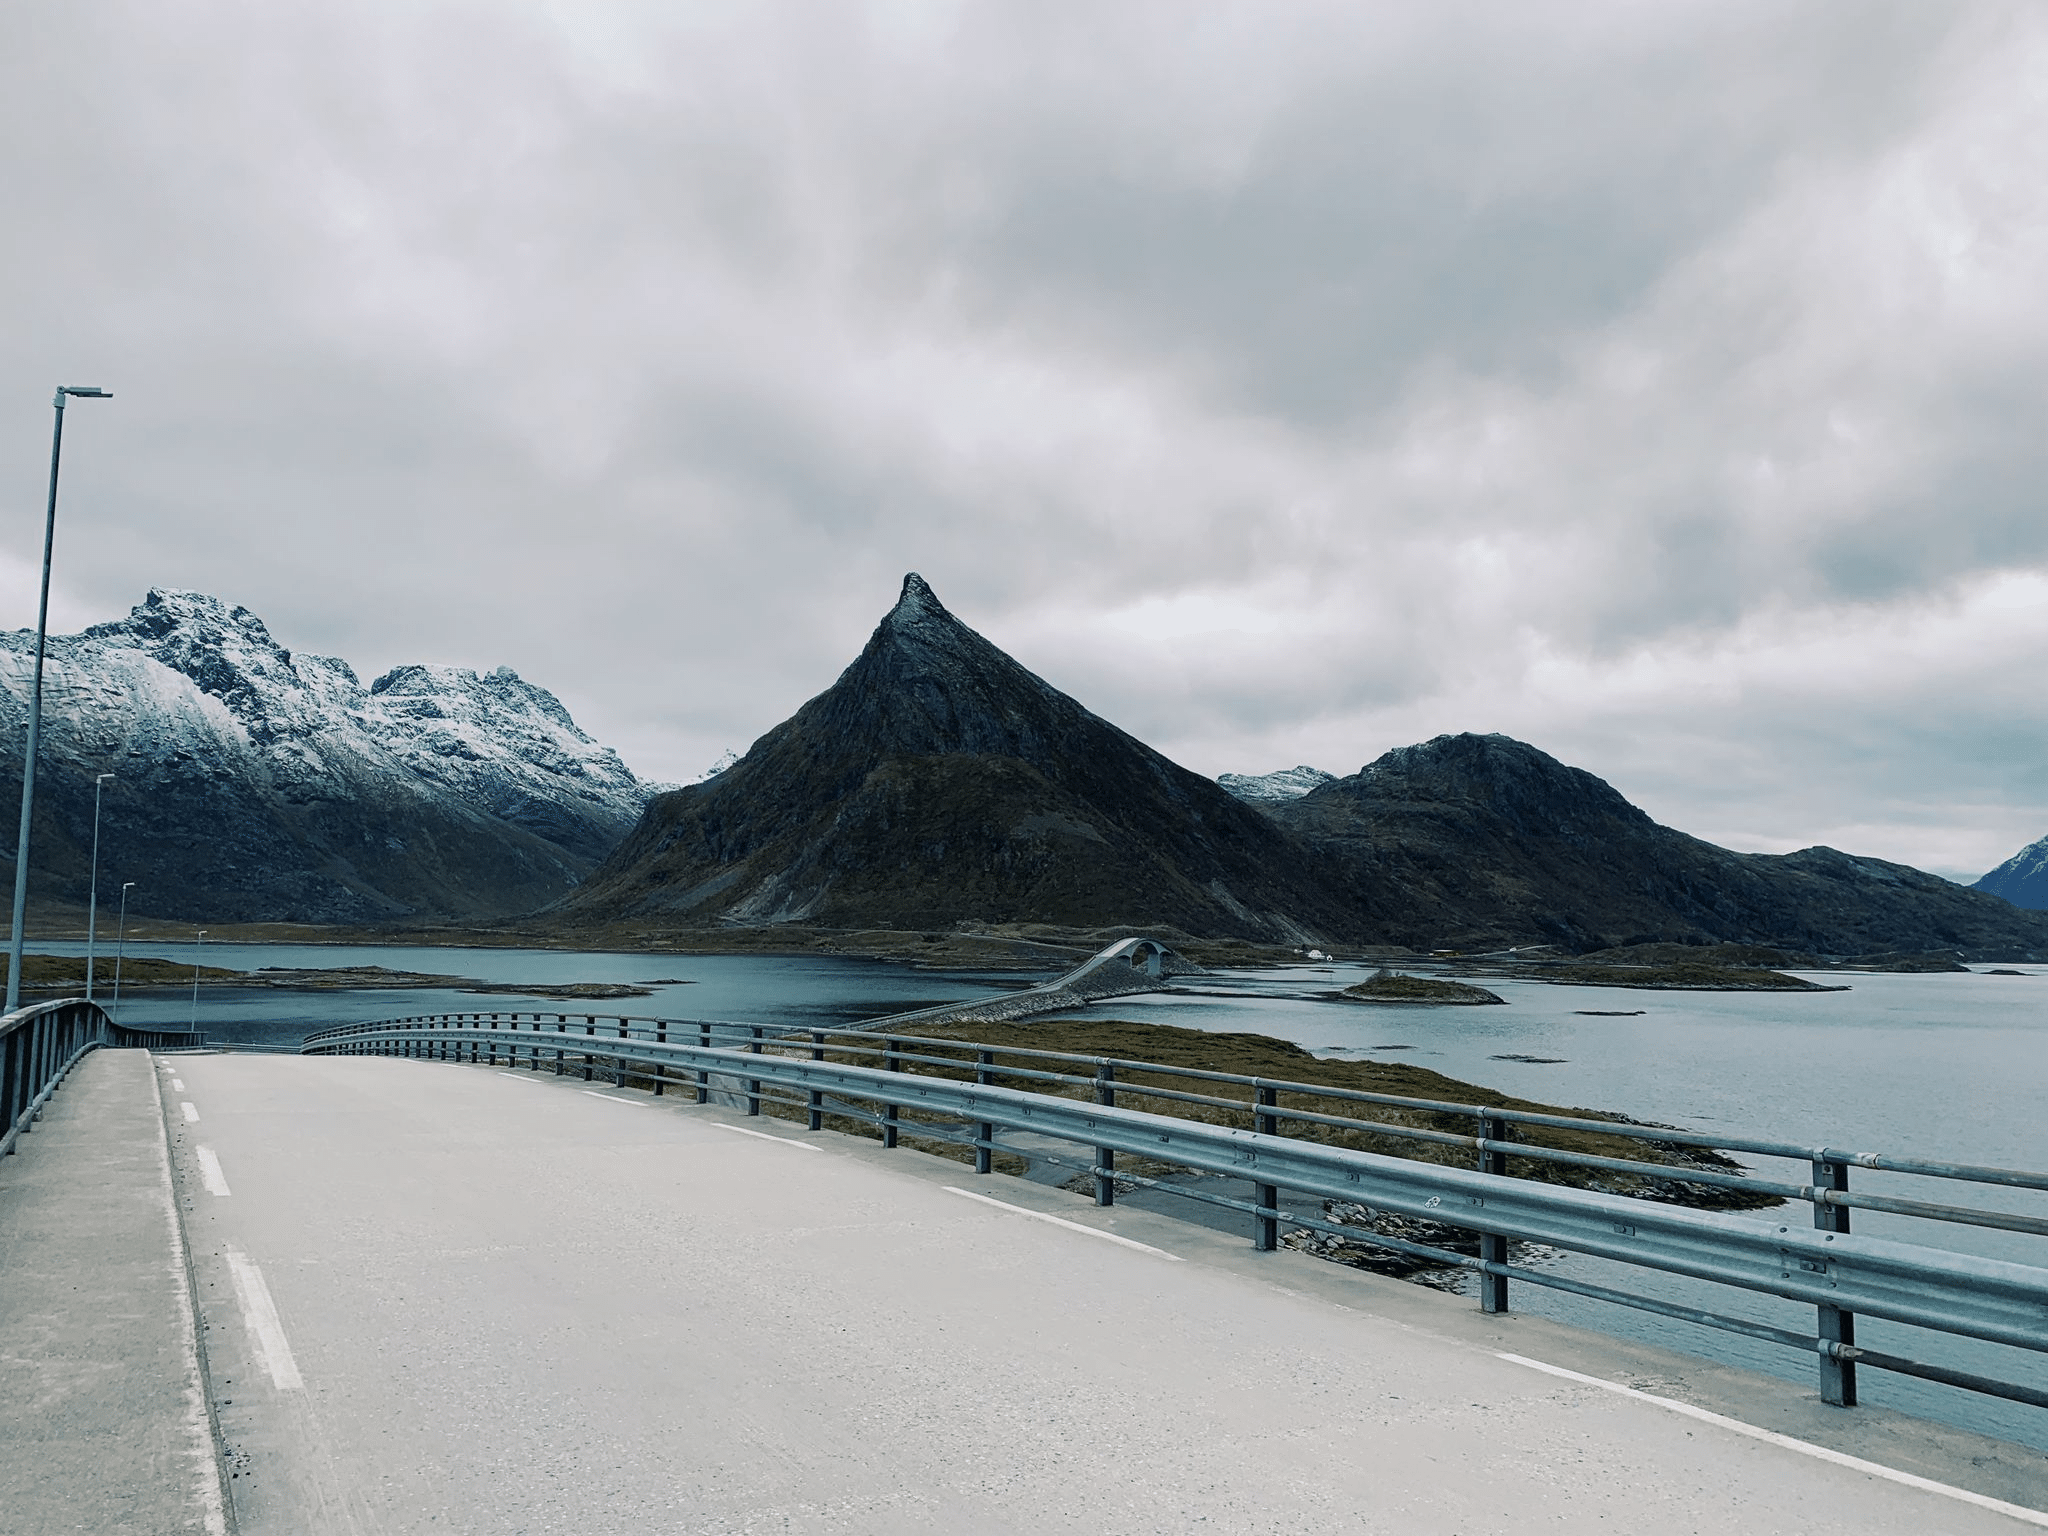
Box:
[3,1,2046,878]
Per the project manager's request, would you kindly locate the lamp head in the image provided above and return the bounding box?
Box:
[59,386,112,398]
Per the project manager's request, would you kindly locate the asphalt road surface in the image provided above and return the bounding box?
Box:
[12,1046,2048,1533]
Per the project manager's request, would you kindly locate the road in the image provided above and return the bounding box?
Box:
[9,1046,2048,1533]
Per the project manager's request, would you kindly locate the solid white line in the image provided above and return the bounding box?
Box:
[944,1186,1184,1260]
[171,1078,186,1092]
[580,1090,643,1106]
[709,1122,823,1151]
[1498,1353,2048,1527]
[180,1101,199,1122]
[149,1064,230,1535]
[194,1146,231,1197]
[225,1246,304,1391]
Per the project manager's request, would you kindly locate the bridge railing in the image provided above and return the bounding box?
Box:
[303,1010,2048,1419]
[2,997,206,1159]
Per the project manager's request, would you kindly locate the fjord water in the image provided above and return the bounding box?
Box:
[71,941,2047,1450]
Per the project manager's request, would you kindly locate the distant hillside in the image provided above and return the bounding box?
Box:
[1218,765,1335,803]
[1973,835,2048,911]
[0,590,652,923]
[558,575,1354,942]
[1266,733,2048,959]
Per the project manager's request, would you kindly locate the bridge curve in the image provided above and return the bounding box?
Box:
[854,933,1201,1032]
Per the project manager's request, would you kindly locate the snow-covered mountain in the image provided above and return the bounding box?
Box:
[0,590,654,923]
[1974,835,2048,911]
[1217,765,1336,803]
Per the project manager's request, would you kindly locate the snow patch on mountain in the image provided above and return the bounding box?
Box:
[1218,765,1336,803]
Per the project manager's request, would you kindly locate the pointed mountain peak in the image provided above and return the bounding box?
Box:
[879,572,955,633]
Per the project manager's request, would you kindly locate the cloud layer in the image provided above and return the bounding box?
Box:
[4,1,2044,877]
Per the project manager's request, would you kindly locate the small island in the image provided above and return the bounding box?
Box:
[1330,971,1505,1006]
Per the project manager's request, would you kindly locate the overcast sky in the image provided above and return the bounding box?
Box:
[5,2,2046,879]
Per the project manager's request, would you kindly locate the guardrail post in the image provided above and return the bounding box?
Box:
[696,1023,710,1103]
[1254,1084,1279,1251]
[615,1018,628,1087]
[582,1016,596,1081]
[486,1014,497,1065]
[883,1038,901,1147]
[1479,1111,1511,1314]
[554,1015,566,1076]
[1094,1063,1117,1206]
[975,1049,994,1175]
[748,1026,763,1116]
[653,1022,667,1096]
[808,1032,825,1131]
[1813,1157,1857,1406]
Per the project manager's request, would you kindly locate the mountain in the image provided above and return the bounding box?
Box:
[1218,765,1335,803]
[0,590,651,923]
[559,575,1352,941]
[1972,836,2048,911]
[1266,733,2048,959]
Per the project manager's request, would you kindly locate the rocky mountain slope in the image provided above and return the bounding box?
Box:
[0,590,651,923]
[1972,835,2048,911]
[1218,765,1335,802]
[558,575,1355,942]
[1267,733,2048,958]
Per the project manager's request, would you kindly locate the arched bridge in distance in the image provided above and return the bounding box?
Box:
[3,947,2047,1534]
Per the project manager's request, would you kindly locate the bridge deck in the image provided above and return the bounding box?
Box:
[5,1047,2045,1533]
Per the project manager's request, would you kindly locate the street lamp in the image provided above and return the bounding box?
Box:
[111,881,133,1023]
[190,929,205,1031]
[86,771,112,1001]
[6,385,112,1016]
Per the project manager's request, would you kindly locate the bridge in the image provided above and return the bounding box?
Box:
[3,985,2046,1533]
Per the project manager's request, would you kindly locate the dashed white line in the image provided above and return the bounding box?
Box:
[194,1147,231,1197]
[171,1078,186,1092]
[180,1101,199,1122]
[943,1186,1184,1260]
[580,1090,643,1106]
[1498,1353,2048,1527]
[494,1072,546,1085]
[225,1246,304,1391]
[709,1122,823,1151]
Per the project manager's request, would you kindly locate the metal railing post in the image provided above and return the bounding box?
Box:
[1814,1157,1857,1406]
[883,1038,901,1147]
[1094,1063,1117,1206]
[1254,1084,1279,1251]
[653,1022,666,1096]
[975,1049,994,1175]
[1479,1111,1511,1314]
[582,1016,596,1081]
[615,1018,628,1087]
[696,1023,710,1103]
[747,1026,763,1116]
[808,1032,824,1130]
[554,1015,566,1076]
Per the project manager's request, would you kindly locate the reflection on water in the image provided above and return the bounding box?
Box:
[45,938,2048,1450]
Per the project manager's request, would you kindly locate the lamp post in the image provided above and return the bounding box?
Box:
[85,771,112,1000]
[112,881,133,1023]
[6,385,112,1017]
[189,929,205,1032]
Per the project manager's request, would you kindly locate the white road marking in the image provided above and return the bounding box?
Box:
[180,1101,199,1122]
[225,1246,305,1391]
[709,1122,823,1151]
[944,1186,1184,1260]
[494,1072,546,1085]
[172,1078,186,1091]
[1499,1353,2048,1527]
[194,1146,231,1197]
[580,1090,643,1106]
[148,1062,230,1534]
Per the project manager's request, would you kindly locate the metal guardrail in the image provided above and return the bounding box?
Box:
[1,997,206,1159]
[303,1010,2048,1418]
